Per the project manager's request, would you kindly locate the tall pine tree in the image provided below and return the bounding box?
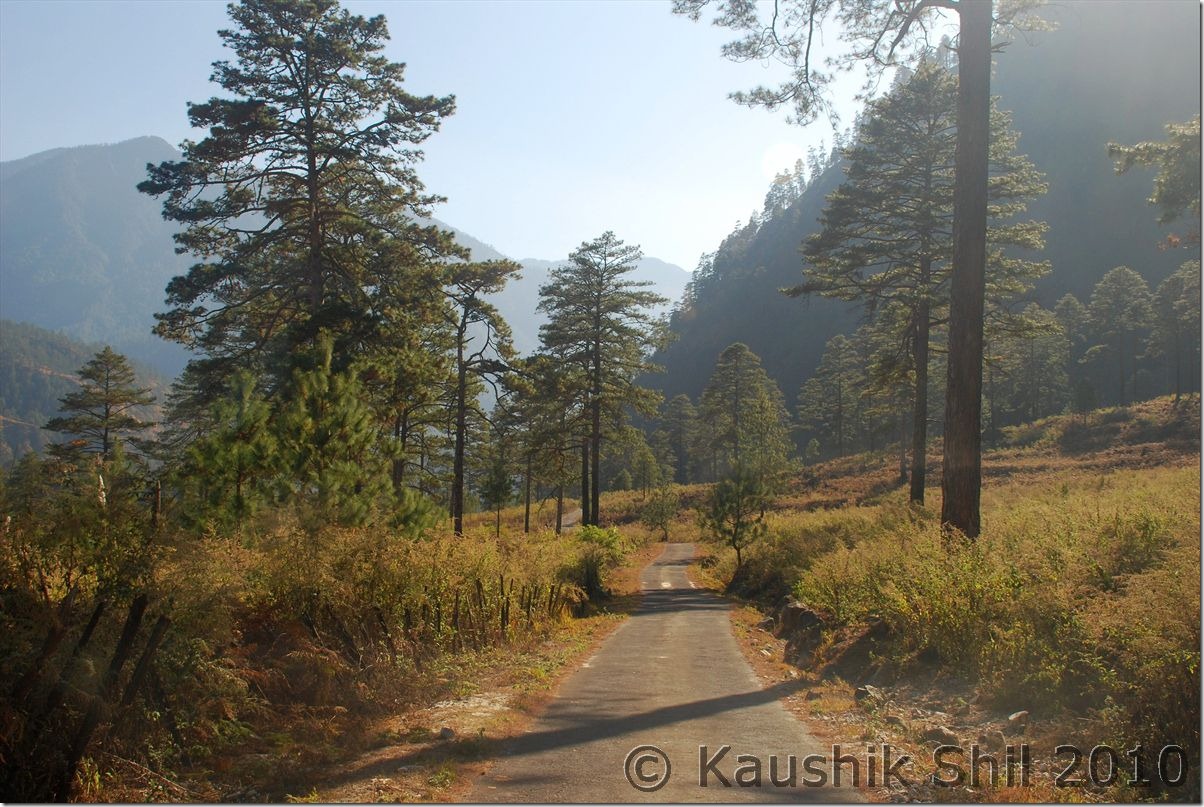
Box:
[788,60,1047,504]
[537,232,668,525]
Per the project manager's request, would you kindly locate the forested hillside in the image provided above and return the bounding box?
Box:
[0,320,164,465]
[655,0,1201,405]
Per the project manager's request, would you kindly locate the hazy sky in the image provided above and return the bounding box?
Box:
[0,0,871,270]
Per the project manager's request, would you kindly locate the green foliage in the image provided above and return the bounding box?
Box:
[140,0,461,395]
[697,471,769,573]
[1085,266,1154,405]
[44,346,156,461]
[574,525,626,600]
[1146,260,1202,399]
[639,487,680,541]
[0,321,166,467]
[538,231,669,524]
[181,371,278,530]
[1109,114,1201,245]
[274,338,391,528]
[697,343,792,482]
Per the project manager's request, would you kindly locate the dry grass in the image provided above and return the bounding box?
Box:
[692,396,1201,803]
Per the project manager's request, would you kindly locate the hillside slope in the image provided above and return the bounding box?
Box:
[653,0,1201,405]
[0,319,166,465]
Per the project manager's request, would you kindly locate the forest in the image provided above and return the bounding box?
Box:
[0,0,1199,802]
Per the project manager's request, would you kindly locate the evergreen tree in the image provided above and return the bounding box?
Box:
[274,337,389,527]
[1054,293,1090,387]
[797,334,862,458]
[140,0,460,393]
[1109,114,1201,247]
[987,304,1068,427]
[537,231,668,525]
[443,260,521,534]
[698,343,792,481]
[698,471,768,574]
[788,60,1047,503]
[509,353,585,533]
[662,394,699,484]
[44,347,155,461]
[675,0,1049,538]
[1085,267,1154,406]
[1146,260,1202,400]
[182,371,278,529]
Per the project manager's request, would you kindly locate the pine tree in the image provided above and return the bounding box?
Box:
[274,337,389,527]
[1054,293,1089,388]
[676,0,1049,538]
[1146,260,1202,400]
[537,232,668,525]
[797,334,862,458]
[788,60,1047,504]
[1085,267,1154,406]
[44,347,155,461]
[698,343,792,482]
[662,394,698,484]
[508,353,586,533]
[444,260,521,534]
[1109,115,1201,248]
[183,372,278,529]
[140,0,461,393]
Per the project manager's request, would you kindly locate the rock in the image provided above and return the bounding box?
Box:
[805,690,822,701]
[854,684,886,704]
[776,600,825,637]
[885,714,908,730]
[1006,710,1029,734]
[758,616,775,631]
[987,730,1008,751]
[438,726,456,741]
[923,725,960,745]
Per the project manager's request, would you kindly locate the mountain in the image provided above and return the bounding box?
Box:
[0,319,166,466]
[0,137,192,377]
[0,141,689,376]
[654,0,1201,406]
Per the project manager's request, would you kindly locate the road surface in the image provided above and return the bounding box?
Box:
[471,543,863,802]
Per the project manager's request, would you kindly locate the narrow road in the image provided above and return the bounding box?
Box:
[471,544,862,802]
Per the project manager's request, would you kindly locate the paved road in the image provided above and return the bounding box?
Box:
[472,543,862,802]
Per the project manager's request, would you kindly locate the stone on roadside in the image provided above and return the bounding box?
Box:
[923,725,959,745]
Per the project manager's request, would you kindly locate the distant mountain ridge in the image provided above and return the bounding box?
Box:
[0,139,689,375]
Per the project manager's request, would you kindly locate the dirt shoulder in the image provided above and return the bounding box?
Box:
[286,541,663,803]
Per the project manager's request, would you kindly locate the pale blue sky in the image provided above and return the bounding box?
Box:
[0,0,867,270]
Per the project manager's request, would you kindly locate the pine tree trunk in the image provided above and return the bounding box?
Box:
[452,324,468,536]
[392,413,405,494]
[523,452,532,534]
[1118,336,1126,405]
[580,439,591,526]
[910,298,930,503]
[556,483,564,533]
[940,0,992,540]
